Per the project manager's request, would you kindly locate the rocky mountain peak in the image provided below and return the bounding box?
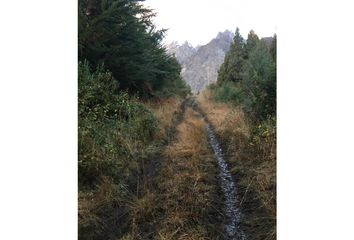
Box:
[167,41,196,65]
[216,30,234,41]
[167,30,234,94]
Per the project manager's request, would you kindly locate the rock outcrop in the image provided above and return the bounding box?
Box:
[167,30,234,94]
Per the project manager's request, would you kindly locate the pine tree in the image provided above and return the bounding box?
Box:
[244,30,260,59]
[78,0,185,95]
[215,28,276,122]
[242,41,276,120]
[218,28,245,83]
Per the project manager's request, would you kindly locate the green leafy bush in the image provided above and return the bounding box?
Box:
[78,61,160,239]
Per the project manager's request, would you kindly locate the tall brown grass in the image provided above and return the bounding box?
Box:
[117,98,188,239]
[79,95,186,240]
[197,90,276,240]
[147,97,184,141]
[155,107,223,239]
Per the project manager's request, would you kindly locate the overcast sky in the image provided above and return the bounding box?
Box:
[143,0,277,46]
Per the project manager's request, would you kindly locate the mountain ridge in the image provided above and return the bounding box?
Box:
[167,30,234,94]
[167,31,274,94]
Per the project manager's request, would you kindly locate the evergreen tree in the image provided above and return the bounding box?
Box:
[78,0,185,95]
[242,41,276,120]
[215,28,276,122]
[218,28,245,83]
[244,30,260,59]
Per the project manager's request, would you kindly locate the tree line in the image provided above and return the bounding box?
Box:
[215,28,276,122]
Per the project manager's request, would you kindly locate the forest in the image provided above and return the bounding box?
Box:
[78,0,276,239]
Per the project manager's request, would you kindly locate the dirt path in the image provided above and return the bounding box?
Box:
[123,94,275,239]
[152,98,244,240]
[191,98,245,240]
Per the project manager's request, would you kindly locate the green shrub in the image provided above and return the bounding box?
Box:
[79,61,159,185]
[78,61,160,239]
[250,117,276,146]
[213,81,243,104]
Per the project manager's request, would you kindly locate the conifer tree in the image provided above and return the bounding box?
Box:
[78,0,185,95]
[218,28,245,83]
[216,28,276,122]
[244,30,260,59]
[242,41,276,120]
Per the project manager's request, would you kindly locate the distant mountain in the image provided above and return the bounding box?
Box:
[167,41,196,65]
[167,30,234,94]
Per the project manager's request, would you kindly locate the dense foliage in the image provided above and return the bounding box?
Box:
[78,1,190,238]
[79,0,190,96]
[215,28,276,122]
[78,62,161,239]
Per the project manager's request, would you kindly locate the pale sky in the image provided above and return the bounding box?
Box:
[143,0,277,46]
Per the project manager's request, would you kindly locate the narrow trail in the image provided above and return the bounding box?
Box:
[154,98,245,239]
[205,123,245,240]
[193,98,245,240]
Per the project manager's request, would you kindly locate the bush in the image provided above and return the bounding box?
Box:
[78,61,160,239]
[213,81,243,104]
[79,61,159,184]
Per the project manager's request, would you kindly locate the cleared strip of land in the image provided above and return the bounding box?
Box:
[154,106,224,239]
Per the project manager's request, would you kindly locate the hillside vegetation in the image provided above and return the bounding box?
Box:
[198,28,276,240]
[79,0,190,97]
[78,61,188,239]
[78,1,276,239]
[78,0,190,239]
[216,28,276,122]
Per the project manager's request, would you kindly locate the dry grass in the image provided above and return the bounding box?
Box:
[114,98,187,239]
[155,107,222,239]
[197,91,250,160]
[197,91,249,142]
[79,176,127,239]
[196,91,234,129]
[146,98,183,141]
[197,90,276,240]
